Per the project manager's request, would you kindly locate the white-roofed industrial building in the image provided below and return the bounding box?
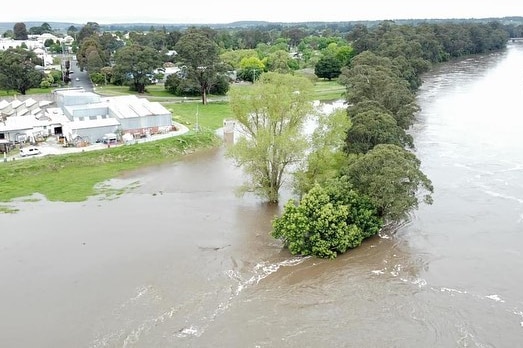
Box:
[0,88,175,152]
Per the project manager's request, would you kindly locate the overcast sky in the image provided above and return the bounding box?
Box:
[2,0,522,24]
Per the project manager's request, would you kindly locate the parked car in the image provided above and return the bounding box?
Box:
[19,146,41,157]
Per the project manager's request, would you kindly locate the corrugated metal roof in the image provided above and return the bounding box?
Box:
[67,117,120,130]
[106,95,170,119]
[0,115,49,132]
[0,100,10,109]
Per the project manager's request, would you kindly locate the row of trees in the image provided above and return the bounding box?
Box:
[227,20,510,258]
[3,22,54,40]
[72,19,515,103]
[0,19,518,98]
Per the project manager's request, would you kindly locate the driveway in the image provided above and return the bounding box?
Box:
[2,122,190,163]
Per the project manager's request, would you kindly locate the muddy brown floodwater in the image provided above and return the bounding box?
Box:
[1,42,523,348]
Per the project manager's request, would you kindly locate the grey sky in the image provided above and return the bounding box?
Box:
[2,0,522,24]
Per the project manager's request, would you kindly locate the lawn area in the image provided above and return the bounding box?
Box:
[166,101,234,131]
[0,88,54,97]
[95,79,346,103]
[0,131,219,204]
[313,79,346,101]
[95,83,193,102]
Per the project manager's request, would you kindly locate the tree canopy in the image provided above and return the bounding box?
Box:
[293,107,351,197]
[174,28,224,104]
[0,48,44,95]
[314,54,342,80]
[113,44,163,93]
[13,22,28,40]
[345,109,413,154]
[344,144,433,222]
[227,72,315,203]
[272,177,382,259]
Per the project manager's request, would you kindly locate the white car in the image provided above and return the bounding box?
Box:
[20,146,41,157]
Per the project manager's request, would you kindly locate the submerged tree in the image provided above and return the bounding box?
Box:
[272,177,382,259]
[293,107,352,197]
[227,72,315,203]
[344,144,433,222]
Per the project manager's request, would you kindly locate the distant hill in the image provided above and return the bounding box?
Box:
[1,17,522,34]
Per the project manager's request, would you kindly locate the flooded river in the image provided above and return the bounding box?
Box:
[1,42,523,347]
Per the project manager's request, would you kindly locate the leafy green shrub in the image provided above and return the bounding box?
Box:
[271,177,382,259]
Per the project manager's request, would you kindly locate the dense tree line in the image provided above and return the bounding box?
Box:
[272,20,508,258]
[2,19,519,98]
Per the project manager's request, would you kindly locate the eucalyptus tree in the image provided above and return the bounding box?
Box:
[345,109,413,154]
[227,72,315,203]
[175,28,225,104]
[113,44,163,93]
[344,144,433,222]
[0,48,44,94]
[77,22,101,44]
[76,37,106,73]
[339,51,419,129]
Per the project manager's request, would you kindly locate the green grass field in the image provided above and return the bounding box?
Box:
[0,131,219,204]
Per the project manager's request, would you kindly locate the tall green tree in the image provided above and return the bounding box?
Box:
[314,54,342,80]
[174,28,224,104]
[113,44,163,93]
[13,22,28,40]
[344,144,433,222]
[76,37,106,72]
[339,52,419,129]
[227,72,315,203]
[77,22,100,44]
[294,108,351,197]
[67,25,78,40]
[345,109,413,154]
[0,48,43,94]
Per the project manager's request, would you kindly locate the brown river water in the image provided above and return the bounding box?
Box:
[1,42,523,347]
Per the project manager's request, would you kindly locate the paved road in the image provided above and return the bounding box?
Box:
[1,122,190,163]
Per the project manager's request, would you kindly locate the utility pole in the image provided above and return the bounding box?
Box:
[195,104,199,131]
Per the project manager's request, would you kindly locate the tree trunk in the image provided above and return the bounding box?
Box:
[201,87,207,105]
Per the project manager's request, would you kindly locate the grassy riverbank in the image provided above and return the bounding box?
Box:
[0,131,219,206]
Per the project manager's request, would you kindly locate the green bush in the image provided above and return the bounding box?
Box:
[271,177,382,259]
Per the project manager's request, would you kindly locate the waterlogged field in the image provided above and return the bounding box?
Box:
[0,131,219,204]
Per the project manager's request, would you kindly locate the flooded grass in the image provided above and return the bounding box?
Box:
[0,131,219,204]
